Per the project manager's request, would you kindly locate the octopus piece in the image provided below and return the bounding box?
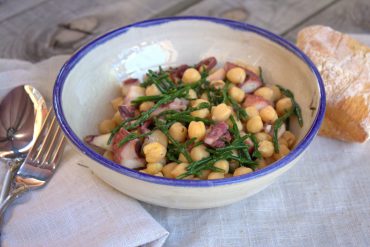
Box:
[240,72,263,93]
[206,68,226,82]
[169,64,189,83]
[265,123,286,139]
[151,98,188,117]
[243,94,271,110]
[121,78,140,96]
[244,137,255,154]
[112,128,145,169]
[224,62,263,93]
[84,133,112,151]
[139,120,153,134]
[118,105,136,119]
[204,122,232,148]
[196,57,217,72]
[122,85,145,106]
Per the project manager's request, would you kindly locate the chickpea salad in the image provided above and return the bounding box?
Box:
[85,57,303,180]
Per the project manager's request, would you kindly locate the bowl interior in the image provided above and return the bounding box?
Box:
[56,18,323,184]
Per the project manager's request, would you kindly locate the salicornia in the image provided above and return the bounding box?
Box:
[86,57,303,180]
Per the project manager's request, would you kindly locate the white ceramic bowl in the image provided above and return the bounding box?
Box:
[54,17,325,209]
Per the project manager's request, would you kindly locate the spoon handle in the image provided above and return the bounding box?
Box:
[0,185,28,217]
[0,185,28,241]
[0,161,21,203]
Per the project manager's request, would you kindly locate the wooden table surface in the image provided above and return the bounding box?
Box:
[0,0,369,62]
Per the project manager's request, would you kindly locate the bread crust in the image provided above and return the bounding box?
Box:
[297,25,370,142]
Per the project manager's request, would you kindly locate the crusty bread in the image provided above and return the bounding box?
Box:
[297,25,370,142]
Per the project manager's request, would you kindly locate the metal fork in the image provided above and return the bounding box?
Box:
[0,109,66,218]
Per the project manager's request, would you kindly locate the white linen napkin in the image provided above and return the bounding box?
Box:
[0,56,169,247]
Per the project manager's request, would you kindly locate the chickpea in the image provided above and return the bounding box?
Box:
[258,140,274,158]
[191,99,210,118]
[255,132,272,143]
[226,67,246,84]
[233,167,253,176]
[113,111,123,125]
[200,92,209,101]
[245,106,259,119]
[214,160,229,174]
[197,169,211,179]
[162,163,177,178]
[268,85,282,101]
[282,131,296,148]
[170,163,189,178]
[191,99,208,107]
[139,169,149,174]
[154,172,164,177]
[145,84,161,96]
[157,158,167,165]
[210,80,225,89]
[246,116,263,133]
[278,137,288,147]
[139,101,155,112]
[254,87,274,102]
[146,163,163,175]
[188,121,206,141]
[121,85,129,96]
[103,151,114,161]
[257,159,268,170]
[169,122,188,143]
[178,153,188,163]
[99,119,117,134]
[188,89,197,99]
[143,142,167,163]
[265,157,275,165]
[212,103,232,122]
[259,105,278,124]
[111,97,124,111]
[227,114,243,131]
[190,145,210,161]
[182,68,201,84]
[273,144,290,160]
[276,98,293,116]
[208,172,225,180]
[228,86,245,103]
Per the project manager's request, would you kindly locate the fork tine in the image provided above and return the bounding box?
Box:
[32,111,56,162]
[27,109,53,159]
[51,134,67,168]
[42,122,61,163]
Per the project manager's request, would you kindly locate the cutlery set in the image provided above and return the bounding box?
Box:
[0,85,66,234]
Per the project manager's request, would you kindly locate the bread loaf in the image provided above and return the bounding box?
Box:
[297,25,370,142]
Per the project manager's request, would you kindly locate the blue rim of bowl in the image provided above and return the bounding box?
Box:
[53,16,326,187]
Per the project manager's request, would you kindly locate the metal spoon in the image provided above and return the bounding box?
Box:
[0,85,47,202]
